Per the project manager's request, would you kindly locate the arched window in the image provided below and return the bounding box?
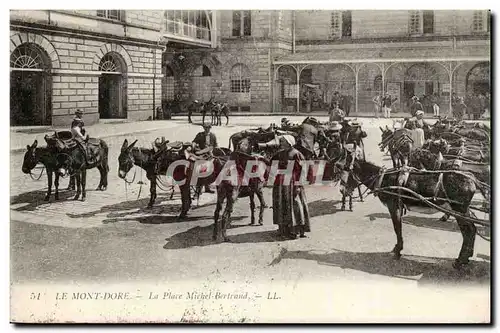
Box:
[10,43,47,70]
[230,63,251,93]
[99,53,123,73]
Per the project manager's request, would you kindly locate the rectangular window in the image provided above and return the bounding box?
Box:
[473,10,487,32]
[243,11,251,36]
[97,10,124,21]
[232,11,241,36]
[230,79,250,93]
[423,10,434,34]
[409,10,421,35]
[330,11,341,39]
[232,10,251,37]
[342,11,352,37]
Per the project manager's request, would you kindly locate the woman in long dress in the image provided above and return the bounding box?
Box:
[410,110,428,148]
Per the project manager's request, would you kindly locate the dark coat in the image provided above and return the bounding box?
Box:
[192,131,218,150]
[410,101,424,116]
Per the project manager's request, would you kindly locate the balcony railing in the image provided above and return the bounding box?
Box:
[165,19,211,42]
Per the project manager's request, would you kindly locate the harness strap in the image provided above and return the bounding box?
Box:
[433,173,444,198]
[373,167,386,196]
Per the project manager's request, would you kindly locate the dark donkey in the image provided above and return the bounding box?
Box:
[379,126,413,168]
[159,138,268,222]
[348,156,489,269]
[49,135,109,201]
[118,139,172,209]
[21,140,63,201]
[213,137,270,242]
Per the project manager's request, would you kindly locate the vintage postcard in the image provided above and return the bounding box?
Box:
[9,8,491,323]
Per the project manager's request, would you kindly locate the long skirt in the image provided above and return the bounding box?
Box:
[272,182,311,237]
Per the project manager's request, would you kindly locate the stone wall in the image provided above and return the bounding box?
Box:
[294,10,490,41]
[10,29,162,126]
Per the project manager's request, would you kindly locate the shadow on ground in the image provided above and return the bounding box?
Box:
[103,214,212,225]
[271,248,490,286]
[163,219,284,249]
[10,189,77,212]
[65,197,178,219]
[308,199,342,218]
[366,212,461,233]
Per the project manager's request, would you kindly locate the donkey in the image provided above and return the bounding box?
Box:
[50,136,109,201]
[379,127,414,168]
[212,137,271,242]
[347,155,489,269]
[21,140,63,201]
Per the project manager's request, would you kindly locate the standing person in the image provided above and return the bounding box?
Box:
[187,100,200,124]
[430,93,440,118]
[409,96,424,117]
[382,93,397,118]
[409,110,430,148]
[343,94,352,117]
[482,92,490,119]
[478,93,486,120]
[453,97,467,121]
[329,102,346,123]
[372,94,381,118]
[331,91,341,110]
[465,93,473,119]
[192,124,218,194]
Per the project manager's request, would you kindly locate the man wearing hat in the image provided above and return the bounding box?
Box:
[71,109,86,140]
[70,109,94,164]
[410,95,424,117]
[192,123,218,193]
[408,110,429,148]
[382,93,398,119]
[280,117,292,131]
[329,102,345,122]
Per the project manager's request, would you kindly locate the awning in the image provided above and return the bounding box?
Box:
[274,47,490,65]
[304,83,320,89]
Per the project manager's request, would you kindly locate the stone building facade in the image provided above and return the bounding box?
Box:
[10,10,490,126]
[274,10,491,114]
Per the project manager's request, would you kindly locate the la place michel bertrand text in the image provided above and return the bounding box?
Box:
[54,290,277,301]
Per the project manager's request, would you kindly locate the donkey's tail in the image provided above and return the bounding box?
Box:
[100,139,110,173]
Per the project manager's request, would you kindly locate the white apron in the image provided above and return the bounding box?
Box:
[411,128,425,149]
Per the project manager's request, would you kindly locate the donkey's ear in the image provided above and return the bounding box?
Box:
[26,145,31,151]
[379,126,384,132]
[32,140,38,148]
[128,139,138,149]
[121,139,129,151]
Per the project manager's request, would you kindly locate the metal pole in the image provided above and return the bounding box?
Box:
[153,47,156,120]
[449,65,453,116]
[355,66,359,114]
[296,65,300,113]
[381,63,385,98]
[292,10,296,54]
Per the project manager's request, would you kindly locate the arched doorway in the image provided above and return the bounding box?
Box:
[191,65,212,102]
[10,43,52,126]
[404,63,448,113]
[98,52,127,119]
[276,65,297,112]
[466,62,490,95]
